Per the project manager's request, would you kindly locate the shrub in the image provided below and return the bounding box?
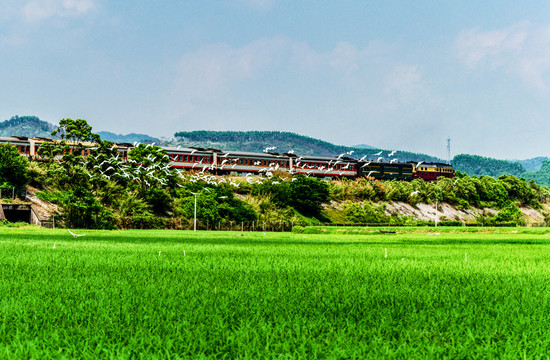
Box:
[121,216,176,229]
[438,220,463,227]
[342,201,389,224]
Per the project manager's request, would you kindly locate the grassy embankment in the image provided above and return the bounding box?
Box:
[1,227,550,358]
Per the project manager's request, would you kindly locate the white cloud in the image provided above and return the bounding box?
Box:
[169,36,430,135]
[23,0,96,22]
[454,21,550,89]
[174,38,287,100]
[454,22,528,68]
[384,64,423,97]
[173,37,397,100]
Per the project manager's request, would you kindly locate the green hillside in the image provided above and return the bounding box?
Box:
[519,156,550,172]
[452,154,526,177]
[0,116,56,138]
[173,130,441,162]
[452,154,550,187]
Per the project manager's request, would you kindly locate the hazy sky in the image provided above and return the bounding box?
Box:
[2,1,550,159]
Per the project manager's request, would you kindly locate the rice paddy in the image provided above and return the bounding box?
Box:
[1,227,550,359]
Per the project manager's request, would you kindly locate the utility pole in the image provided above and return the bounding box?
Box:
[191,192,198,232]
[435,200,439,227]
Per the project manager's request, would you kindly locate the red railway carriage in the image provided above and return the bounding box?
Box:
[212,150,290,174]
[164,147,215,171]
[293,155,356,177]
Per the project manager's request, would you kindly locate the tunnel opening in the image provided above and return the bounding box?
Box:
[1,204,31,224]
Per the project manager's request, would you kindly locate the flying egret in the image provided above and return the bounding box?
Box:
[68,229,86,238]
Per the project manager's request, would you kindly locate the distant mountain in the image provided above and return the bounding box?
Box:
[172,130,441,162]
[97,131,159,144]
[517,157,550,173]
[0,115,56,138]
[353,144,375,149]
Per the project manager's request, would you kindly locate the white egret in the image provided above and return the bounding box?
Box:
[68,229,86,238]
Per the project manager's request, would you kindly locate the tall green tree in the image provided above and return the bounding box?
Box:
[0,143,29,188]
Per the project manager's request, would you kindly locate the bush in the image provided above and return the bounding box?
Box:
[121,216,176,229]
[342,201,389,224]
[0,220,30,227]
[438,220,463,227]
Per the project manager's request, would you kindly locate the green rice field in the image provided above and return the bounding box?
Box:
[2,226,550,359]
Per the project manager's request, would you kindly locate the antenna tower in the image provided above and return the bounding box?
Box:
[447,137,451,164]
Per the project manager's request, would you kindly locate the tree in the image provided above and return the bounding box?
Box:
[0,143,29,188]
[52,118,100,143]
[288,175,330,215]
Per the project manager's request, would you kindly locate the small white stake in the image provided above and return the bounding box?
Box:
[385,248,387,258]
[159,251,161,256]
[53,243,56,249]
[183,250,186,256]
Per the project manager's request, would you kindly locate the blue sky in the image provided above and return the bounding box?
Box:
[2,1,550,159]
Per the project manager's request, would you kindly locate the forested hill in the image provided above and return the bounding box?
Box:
[173,130,442,162]
[518,157,550,172]
[0,116,56,138]
[452,154,550,187]
[452,154,526,177]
